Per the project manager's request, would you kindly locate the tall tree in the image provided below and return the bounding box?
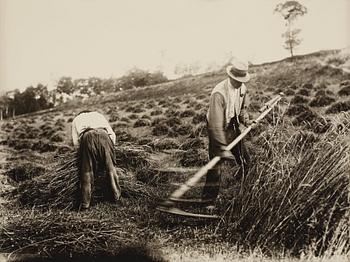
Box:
[275,1,307,59]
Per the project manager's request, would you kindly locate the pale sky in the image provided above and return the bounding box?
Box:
[0,0,349,92]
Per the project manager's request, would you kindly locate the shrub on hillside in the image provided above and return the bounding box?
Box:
[309,95,335,107]
[116,68,168,90]
[325,100,350,114]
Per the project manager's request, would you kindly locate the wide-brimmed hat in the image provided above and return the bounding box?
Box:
[226,60,250,83]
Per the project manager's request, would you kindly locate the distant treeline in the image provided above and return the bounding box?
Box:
[0,68,168,118]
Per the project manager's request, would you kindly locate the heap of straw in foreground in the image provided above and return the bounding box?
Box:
[16,144,159,210]
[218,112,350,256]
[0,210,160,257]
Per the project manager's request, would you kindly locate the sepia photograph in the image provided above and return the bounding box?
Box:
[0,0,349,261]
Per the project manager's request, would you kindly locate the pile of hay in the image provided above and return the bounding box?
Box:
[218,112,350,255]
[16,144,159,210]
[0,211,157,257]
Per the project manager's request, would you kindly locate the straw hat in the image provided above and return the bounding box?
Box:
[226,60,250,83]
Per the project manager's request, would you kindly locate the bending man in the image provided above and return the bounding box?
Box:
[72,110,121,210]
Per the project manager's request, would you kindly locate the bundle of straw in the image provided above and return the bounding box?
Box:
[0,211,144,256]
[219,112,350,255]
[16,145,158,210]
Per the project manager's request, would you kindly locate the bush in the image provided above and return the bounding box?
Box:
[116,68,168,90]
[326,100,350,114]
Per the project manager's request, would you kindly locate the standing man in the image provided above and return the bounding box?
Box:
[72,110,121,210]
[202,59,251,206]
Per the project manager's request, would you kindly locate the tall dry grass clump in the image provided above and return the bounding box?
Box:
[219,112,350,256]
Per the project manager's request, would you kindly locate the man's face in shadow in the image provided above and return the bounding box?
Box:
[229,77,243,89]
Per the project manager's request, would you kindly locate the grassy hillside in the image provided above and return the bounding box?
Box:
[0,50,349,261]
